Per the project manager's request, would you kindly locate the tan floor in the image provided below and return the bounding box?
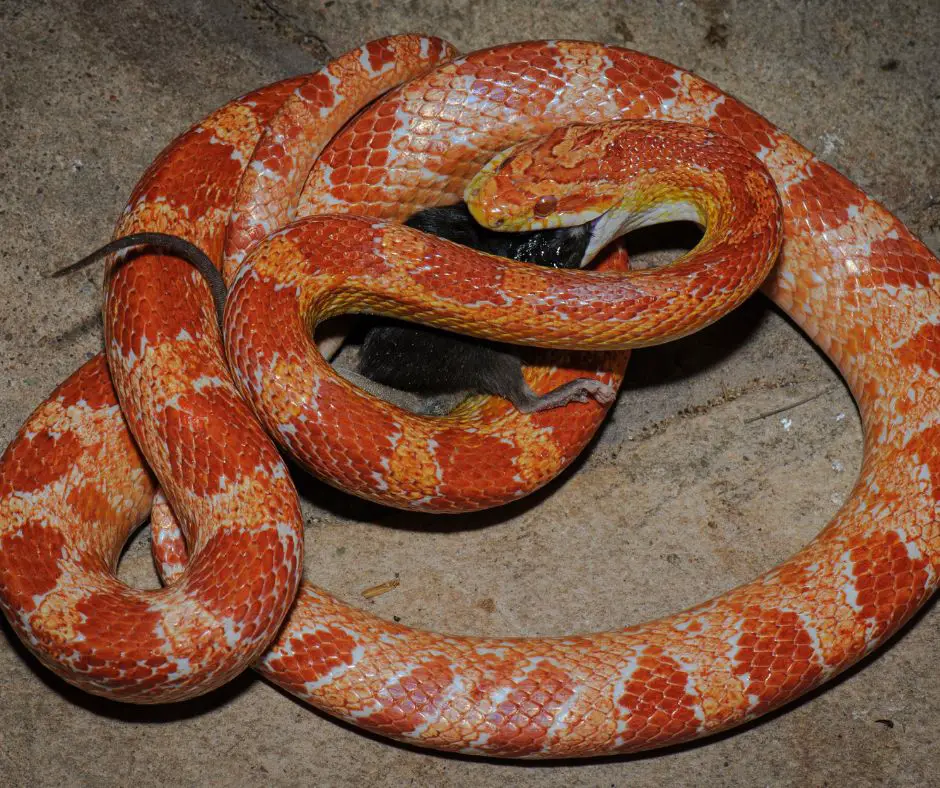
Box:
[1,1,937,785]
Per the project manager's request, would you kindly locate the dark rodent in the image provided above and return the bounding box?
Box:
[355,204,616,413]
[54,208,612,414]
[399,203,593,269]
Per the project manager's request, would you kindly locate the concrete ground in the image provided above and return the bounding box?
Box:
[1,1,937,785]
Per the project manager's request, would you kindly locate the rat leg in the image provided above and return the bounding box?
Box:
[507,376,618,413]
[477,346,617,413]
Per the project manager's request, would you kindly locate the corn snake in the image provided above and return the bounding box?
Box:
[0,34,936,758]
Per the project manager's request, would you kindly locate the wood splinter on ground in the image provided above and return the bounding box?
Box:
[361,578,400,599]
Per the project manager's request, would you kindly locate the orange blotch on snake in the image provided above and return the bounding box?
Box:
[0,521,67,612]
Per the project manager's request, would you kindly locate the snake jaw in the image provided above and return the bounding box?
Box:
[583,200,704,264]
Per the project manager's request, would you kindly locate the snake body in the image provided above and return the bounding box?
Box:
[0,37,937,758]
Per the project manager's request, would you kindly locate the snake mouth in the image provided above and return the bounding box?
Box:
[505,199,705,270]
[499,220,596,269]
[583,201,705,266]
[403,201,702,271]
[403,203,598,270]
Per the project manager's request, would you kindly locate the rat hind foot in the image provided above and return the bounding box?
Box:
[508,377,617,413]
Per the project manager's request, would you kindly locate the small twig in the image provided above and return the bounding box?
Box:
[361,578,400,600]
[744,384,837,424]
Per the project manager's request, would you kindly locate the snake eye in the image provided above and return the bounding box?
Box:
[533,195,558,218]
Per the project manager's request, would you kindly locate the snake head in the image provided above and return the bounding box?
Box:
[464,120,712,266]
[464,123,636,231]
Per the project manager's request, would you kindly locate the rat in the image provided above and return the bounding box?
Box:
[336,203,617,415]
[55,205,618,416]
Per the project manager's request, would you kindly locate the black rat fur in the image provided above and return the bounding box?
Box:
[354,204,615,414]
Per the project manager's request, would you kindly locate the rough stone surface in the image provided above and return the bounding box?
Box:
[0,1,937,785]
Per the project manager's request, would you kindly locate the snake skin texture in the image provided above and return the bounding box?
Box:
[0,37,937,759]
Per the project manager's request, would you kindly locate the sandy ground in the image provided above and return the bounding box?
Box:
[0,1,937,785]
